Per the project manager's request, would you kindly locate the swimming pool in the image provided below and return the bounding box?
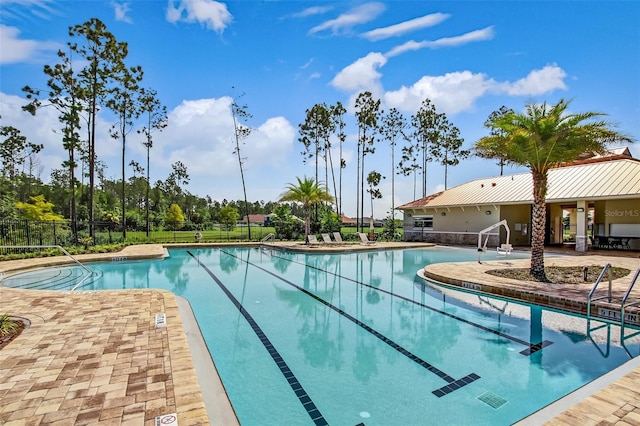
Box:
[3,246,639,425]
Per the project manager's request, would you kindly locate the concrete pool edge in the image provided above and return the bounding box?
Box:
[514,354,640,425]
[175,296,240,426]
[421,255,640,325]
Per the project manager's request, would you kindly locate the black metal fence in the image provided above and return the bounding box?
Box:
[0,219,275,248]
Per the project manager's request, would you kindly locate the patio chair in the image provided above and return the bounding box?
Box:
[321,233,335,244]
[333,232,345,243]
[307,235,321,245]
[357,232,376,245]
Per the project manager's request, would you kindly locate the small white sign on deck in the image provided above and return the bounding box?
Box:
[155,313,167,328]
[598,308,639,324]
[155,413,178,426]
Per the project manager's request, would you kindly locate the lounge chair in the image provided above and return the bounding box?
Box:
[307,235,321,245]
[333,232,344,243]
[321,233,335,244]
[357,232,376,245]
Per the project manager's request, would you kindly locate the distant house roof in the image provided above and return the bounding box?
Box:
[341,215,357,224]
[398,156,640,211]
[571,146,632,164]
[241,214,267,223]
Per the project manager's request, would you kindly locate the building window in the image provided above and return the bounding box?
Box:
[413,215,433,229]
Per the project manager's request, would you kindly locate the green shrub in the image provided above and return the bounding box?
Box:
[0,314,21,338]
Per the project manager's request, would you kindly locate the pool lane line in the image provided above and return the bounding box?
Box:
[220,249,480,397]
[261,249,552,356]
[186,251,329,426]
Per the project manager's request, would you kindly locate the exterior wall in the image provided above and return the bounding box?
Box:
[499,204,532,246]
[593,198,640,250]
[547,204,564,244]
[594,199,640,231]
[402,197,639,249]
[403,207,504,246]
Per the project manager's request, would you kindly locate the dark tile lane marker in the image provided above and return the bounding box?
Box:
[187,251,329,426]
[263,249,553,356]
[219,249,479,397]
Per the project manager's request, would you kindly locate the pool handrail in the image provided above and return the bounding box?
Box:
[586,263,613,318]
[620,267,640,328]
[0,245,94,290]
[261,233,275,242]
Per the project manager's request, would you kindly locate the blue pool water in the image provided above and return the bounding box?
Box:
[3,246,639,425]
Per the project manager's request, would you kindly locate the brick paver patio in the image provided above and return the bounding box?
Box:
[0,286,209,425]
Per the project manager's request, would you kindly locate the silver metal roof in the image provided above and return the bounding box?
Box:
[398,158,640,210]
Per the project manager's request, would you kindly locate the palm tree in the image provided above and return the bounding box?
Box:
[475,98,633,282]
[279,177,334,243]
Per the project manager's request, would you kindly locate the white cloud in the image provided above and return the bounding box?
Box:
[386,26,495,57]
[385,65,568,116]
[0,92,295,193]
[385,71,494,115]
[330,26,497,107]
[0,24,60,64]
[0,92,116,181]
[361,13,450,41]
[501,64,567,95]
[166,0,232,33]
[331,52,387,94]
[290,6,333,19]
[112,2,133,24]
[309,2,385,36]
[0,0,56,21]
[300,58,314,69]
[155,97,295,178]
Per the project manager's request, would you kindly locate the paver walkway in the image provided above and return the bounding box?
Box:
[0,245,210,425]
[0,287,209,425]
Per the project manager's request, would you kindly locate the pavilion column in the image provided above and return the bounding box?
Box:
[575,200,588,252]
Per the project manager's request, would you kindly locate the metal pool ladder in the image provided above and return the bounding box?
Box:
[587,264,640,325]
[586,265,640,358]
[620,267,640,328]
[587,263,613,319]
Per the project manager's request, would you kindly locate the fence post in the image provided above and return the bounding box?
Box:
[25,220,31,246]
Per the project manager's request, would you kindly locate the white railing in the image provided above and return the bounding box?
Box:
[477,220,511,263]
[0,245,94,291]
[261,233,275,242]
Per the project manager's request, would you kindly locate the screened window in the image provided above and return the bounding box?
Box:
[413,215,433,229]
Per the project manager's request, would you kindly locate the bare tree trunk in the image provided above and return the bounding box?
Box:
[305,207,311,243]
[531,171,548,281]
[145,146,150,237]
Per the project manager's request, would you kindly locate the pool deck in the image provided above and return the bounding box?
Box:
[0,242,639,425]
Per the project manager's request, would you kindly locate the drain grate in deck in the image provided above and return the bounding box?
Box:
[477,391,508,409]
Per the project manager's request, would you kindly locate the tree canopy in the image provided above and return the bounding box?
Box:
[475,98,634,281]
[279,177,334,243]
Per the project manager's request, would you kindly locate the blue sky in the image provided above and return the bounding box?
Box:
[1,0,638,218]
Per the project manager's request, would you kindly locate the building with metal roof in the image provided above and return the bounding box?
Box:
[397,149,640,252]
